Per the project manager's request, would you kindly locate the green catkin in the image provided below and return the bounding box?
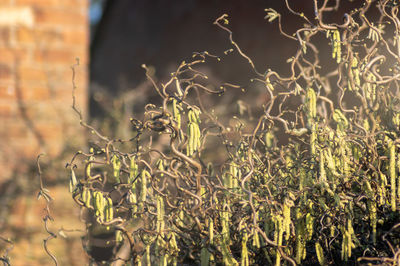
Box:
[299,167,306,191]
[201,247,211,266]
[389,140,396,211]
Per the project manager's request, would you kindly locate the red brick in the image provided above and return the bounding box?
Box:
[0,103,13,117]
[3,121,30,138]
[0,85,15,99]
[36,122,62,138]
[0,0,88,183]
[15,0,56,5]
[35,8,86,26]
[16,0,87,9]
[0,47,28,63]
[0,27,10,46]
[23,86,51,100]
[18,78,48,89]
[63,29,88,46]
[34,49,76,65]
[17,65,47,82]
[16,27,35,44]
[0,63,12,79]
[11,137,42,157]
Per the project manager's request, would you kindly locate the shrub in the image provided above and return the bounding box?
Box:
[65,1,400,265]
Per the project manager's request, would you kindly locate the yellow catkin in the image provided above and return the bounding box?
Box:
[341,219,355,261]
[69,169,77,193]
[220,206,238,265]
[157,195,165,236]
[273,214,283,266]
[129,157,138,184]
[283,199,291,241]
[145,244,151,265]
[93,191,103,219]
[129,158,138,216]
[86,149,94,179]
[305,213,314,240]
[397,153,400,199]
[295,208,306,264]
[172,98,181,129]
[169,233,179,266]
[389,140,396,211]
[319,152,326,182]
[111,155,121,183]
[138,170,149,212]
[266,77,274,91]
[105,197,113,222]
[240,224,249,266]
[331,30,341,63]
[82,187,92,208]
[365,72,377,102]
[368,200,377,244]
[307,124,317,158]
[315,242,325,265]
[116,230,123,242]
[351,56,360,89]
[306,88,316,119]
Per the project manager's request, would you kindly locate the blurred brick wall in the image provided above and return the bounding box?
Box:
[0,0,88,179]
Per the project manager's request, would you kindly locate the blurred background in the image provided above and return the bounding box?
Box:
[0,0,359,264]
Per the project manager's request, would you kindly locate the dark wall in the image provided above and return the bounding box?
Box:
[90,0,362,114]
